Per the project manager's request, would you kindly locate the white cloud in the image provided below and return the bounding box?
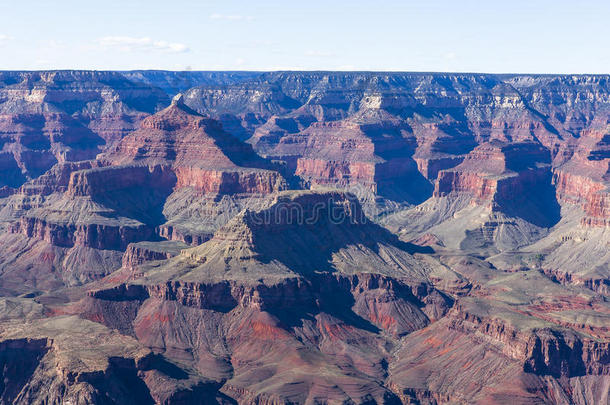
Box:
[0,34,14,46]
[209,13,254,21]
[97,36,189,53]
[305,50,335,57]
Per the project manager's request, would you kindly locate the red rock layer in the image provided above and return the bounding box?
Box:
[582,191,609,226]
[66,165,176,197]
[553,169,610,227]
[102,97,286,195]
[434,142,551,202]
[435,170,498,200]
[9,217,156,250]
[553,170,606,205]
[295,158,377,190]
[448,300,610,376]
[173,167,285,194]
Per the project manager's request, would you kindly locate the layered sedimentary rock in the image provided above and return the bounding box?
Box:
[102,94,286,195]
[122,241,188,270]
[507,74,610,228]
[0,112,103,189]
[257,110,430,204]
[0,71,169,142]
[0,298,229,404]
[183,73,608,225]
[75,192,608,404]
[0,70,242,192]
[0,71,607,404]
[80,191,452,403]
[385,254,610,403]
[434,141,559,224]
[384,141,562,253]
[554,164,609,227]
[97,94,287,246]
[0,93,287,290]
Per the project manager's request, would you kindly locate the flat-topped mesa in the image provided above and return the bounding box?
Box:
[122,241,187,270]
[434,141,552,201]
[188,191,367,260]
[246,190,368,229]
[89,191,448,347]
[207,190,368,245]
[66,165,176,197]
[163,190,433,288]
[100,96,287,195]
[18,161,97,196]
[79,198,451,404]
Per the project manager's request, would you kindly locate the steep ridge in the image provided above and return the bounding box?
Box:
[101,94,288,244]
[102,93,285,195]
[0,95,287,292]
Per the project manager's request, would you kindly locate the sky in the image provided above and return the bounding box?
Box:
[0,0,608,73]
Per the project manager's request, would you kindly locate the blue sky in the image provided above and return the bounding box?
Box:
[0,0,608,73]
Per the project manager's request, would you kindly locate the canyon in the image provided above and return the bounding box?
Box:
[0,71,607,404]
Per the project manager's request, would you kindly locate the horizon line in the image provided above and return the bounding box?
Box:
[1,69,609,76]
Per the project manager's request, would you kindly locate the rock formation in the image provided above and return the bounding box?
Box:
[0,71,607,404]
